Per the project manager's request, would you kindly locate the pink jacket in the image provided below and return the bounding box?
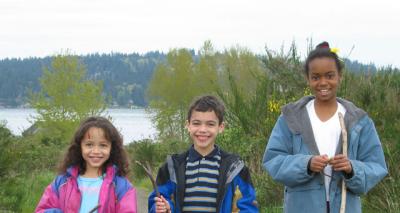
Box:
[35,165,137,213]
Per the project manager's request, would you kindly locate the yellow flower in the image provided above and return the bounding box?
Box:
[268,99,281,113]
[330,48,339,54]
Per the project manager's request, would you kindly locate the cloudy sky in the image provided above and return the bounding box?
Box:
[1,0,399,67]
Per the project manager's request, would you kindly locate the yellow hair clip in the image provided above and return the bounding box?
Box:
[330,48,339,54]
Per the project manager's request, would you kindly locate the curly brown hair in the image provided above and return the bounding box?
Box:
[58,116,130,176]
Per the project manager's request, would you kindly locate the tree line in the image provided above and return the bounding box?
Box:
[0,51,165,107]
[0,49,378,108]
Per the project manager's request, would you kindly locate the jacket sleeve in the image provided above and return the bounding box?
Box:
[233,167,259,212]
[345,116,388,194]
[148,162,176,213]
[262,115,314,187]
[35,183,63,213]
[117,185,137,213]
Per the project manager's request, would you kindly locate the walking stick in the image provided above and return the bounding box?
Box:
[338,112,347,213]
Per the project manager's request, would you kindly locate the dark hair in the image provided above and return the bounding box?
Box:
[59,116,129,176]
[187,95,225,124]
[304,41,343,76]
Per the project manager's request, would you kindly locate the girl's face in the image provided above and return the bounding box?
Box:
[81,127,111,176]
[307,57,341,103]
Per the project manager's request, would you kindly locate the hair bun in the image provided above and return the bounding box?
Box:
[316,41,330,49]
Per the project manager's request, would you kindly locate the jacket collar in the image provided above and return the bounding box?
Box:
[66,164,117,181]
[188,145,221,162]
[281,96,367,155]
[282,96,367,133]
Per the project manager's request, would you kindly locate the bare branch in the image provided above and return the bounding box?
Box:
[135,160,160,197]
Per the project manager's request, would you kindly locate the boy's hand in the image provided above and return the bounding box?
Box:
[154,195,171,213]
[329,154,353,174]
[309,154,330,173]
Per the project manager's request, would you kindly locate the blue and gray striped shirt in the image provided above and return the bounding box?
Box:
[182,146,221,212]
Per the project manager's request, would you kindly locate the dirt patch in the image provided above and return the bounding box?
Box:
[136,187,149,212]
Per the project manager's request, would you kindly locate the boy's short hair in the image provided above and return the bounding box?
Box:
[187,95,225,124]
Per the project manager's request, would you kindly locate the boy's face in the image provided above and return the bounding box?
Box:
[186,110,224,156]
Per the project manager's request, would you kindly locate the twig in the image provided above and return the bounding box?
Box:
[88,205,100,213]
[338,112,347,213]
[135,160,160,197]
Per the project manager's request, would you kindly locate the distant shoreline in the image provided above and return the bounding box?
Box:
[0,108,157,143]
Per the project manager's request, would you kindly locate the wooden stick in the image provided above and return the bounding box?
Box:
[338,112,347,213]
[135,160,160,197]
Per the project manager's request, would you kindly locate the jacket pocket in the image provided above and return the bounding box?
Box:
[284,183,325,213]
[286,183,322,192]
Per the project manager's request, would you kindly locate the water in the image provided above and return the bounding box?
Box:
[0,108,157,143]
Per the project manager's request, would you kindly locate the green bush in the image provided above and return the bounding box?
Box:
[0,124,15,178]
[0,171,54,212]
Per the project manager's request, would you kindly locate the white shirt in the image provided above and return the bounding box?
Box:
[306,99,346,201]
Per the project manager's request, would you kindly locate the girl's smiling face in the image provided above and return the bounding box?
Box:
[81,127,111,177]
[307,57,341,104]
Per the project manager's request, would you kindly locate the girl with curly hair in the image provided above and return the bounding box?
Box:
[36,116,137,213]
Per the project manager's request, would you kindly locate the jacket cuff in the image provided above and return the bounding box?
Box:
[306,155,315,176]
[343,161,354,179]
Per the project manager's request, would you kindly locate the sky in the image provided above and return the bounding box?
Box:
[1,0,400,67]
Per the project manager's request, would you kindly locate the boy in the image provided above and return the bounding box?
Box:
[148,95,258,212]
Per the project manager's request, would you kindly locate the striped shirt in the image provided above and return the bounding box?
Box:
[182,146,221,213]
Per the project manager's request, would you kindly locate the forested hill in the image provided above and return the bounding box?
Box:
[342,58,378,73]
[0,51,378,108]
[0,52,166,107]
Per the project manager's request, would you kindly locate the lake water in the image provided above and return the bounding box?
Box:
[0,108,157,143]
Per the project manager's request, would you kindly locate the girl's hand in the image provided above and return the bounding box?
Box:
[154,195,171,213]
[309,154,330,173]
[330,154,353,174]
